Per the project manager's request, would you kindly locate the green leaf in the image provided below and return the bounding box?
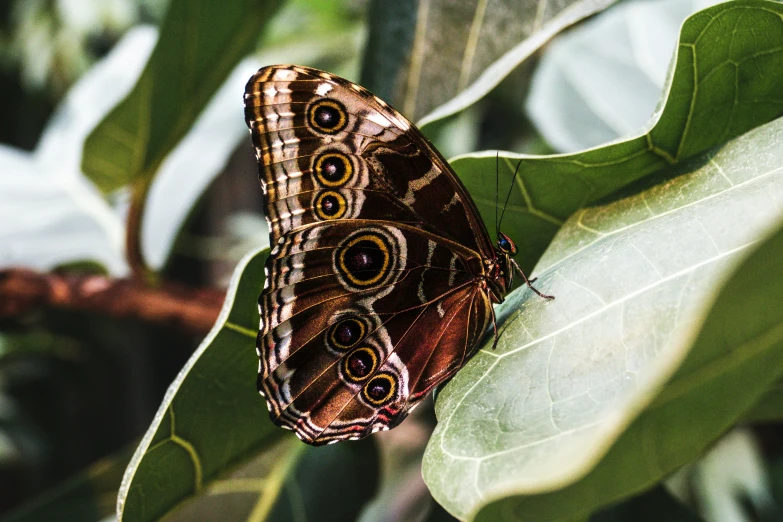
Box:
[454,0,783,273]
[118,248,379,521]
[258,0,365,75]
[82,0,283,193]
[161,437,379,522]
[744,379,783,422]
[424,109,783,519]
[361,0,620,124]
[358,419,446,522]
[118,248,281,520]
[264,439,378,521]
[766,449,783,515]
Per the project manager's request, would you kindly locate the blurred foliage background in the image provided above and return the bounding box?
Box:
[1,0,783,521]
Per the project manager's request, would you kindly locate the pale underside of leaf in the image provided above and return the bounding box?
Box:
[424,114,783,519]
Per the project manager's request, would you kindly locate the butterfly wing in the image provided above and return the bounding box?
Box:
[244,65,495,444]
[243,64,493,256]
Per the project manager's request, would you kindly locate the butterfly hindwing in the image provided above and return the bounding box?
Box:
[257,220,492,444]
[267,289,490,445]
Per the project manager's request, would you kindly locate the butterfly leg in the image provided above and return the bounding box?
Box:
[510,259,555,300]
[490,304,500,350]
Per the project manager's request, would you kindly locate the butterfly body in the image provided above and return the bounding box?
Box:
[244,65,522,445]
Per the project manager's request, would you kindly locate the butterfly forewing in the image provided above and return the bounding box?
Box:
[244,65,493,255]
[244,65,498,445]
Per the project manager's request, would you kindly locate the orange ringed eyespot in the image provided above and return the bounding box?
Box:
[314,153,352,187]
[338,234,390,287]
[307,99,347,134]
[362,373,396,405]
[329,318,366,350]
[314,190,347,220]
[343,347,378,383]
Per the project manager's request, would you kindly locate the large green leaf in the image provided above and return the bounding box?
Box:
[162,437,378,522]
[118,248,379,521]
[82,0,282,193]
[424,111,783,519]
[454,0,783,273]
[361,0,619,124]
[118,248,278,520]
[744,379,783,422]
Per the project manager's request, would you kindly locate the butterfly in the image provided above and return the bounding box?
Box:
[243,65,552,445]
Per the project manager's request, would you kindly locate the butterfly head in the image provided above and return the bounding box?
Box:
[496,232,518,256]
[486,233,518,303]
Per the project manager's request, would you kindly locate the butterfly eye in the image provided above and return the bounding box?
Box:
[497,233,518,255]
[362,373,397,406]
[342,347,378,383]
[307,99,348,134]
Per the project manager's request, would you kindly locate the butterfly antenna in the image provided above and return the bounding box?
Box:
[497,157,523,233]
[495,152,500,237]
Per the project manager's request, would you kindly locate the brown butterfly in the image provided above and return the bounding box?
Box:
[243,65,552,445]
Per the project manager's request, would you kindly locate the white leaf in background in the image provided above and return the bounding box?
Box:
[526,0,722,153]
[0,144,125,273]
[667,429,774,522]
[0,26,156,275]
[141,58,264,270]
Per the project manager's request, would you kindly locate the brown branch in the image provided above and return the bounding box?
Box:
[0,268,225,336]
